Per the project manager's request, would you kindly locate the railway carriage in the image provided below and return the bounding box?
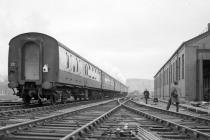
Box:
[8,32,127,105]
[114,80,121,92]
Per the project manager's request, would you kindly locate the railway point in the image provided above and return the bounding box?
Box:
[1,1,210,139]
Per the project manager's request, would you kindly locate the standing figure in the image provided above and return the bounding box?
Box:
[143,89,150,104]
[166,81,180,112]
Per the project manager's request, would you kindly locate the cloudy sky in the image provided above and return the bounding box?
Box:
[0,0,210,83]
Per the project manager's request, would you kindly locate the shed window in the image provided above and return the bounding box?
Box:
[182,54,184,79]
[171,64,173,83]
[178,57,181,80]
[165,69,167,85]
[170,64,172,83]
[165,70,167,85]
[167,67,169,84]
[163,71,165,85]
[176,59,178,81]
[166,68,168,84]
[173,62,175,82]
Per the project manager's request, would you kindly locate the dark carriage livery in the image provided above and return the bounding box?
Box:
[8,33,128,105]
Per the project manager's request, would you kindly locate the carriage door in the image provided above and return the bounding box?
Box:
[23,42,40,80]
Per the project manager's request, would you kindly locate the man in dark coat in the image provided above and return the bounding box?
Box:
[143,89,150,104]
[166,81,180,112]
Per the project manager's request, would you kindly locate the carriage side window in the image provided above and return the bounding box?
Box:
[73,64,75,72]
[91,67,93,79]
[69,54,72,71]
[73,65,75,72]
[86,64,88,75]
[66,52,69,69]
[78,59,81,74]
[85,64,86,75]
[94,68,96,79]
[72,57,75,72]
[76,58,78,72]
[88,65,91,78]
[78,59,80,73]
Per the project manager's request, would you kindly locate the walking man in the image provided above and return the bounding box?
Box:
[166,81,180,112]
[143,89,150,104]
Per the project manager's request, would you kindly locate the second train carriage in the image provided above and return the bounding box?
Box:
[8,32,127,105]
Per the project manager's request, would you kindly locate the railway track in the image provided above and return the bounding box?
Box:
[157,99,210,118]
[0,99,120,140]
[1,98,209,140]
[133,98,210,122]
[0,101,61,112]
[124,100,210,139]
[0,101,54,112]
[0,99,110,128]
[0,102,22,106]
[62,99,210,140]
[0,104,25,111]
[0,101,24,111]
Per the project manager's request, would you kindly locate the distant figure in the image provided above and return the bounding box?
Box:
[166,81,180,112]
[143,89,150,104]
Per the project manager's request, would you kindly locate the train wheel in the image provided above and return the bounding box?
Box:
[84,90,89,100]
[61,98,67,104]
[61,92,67,104]
[23,96,31,106]
[38,99,43,105]
[50,95,56,105]
[76,96,81,101]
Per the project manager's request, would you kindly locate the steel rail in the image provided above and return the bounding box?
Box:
[0,104,24,111]
[0,102,22,106]
[0,99,101,117]
[0,99,116,137]
[60,98,142,140]
[60,104,121,140]
[129,100,210,125]
[123,103,210,140]
[131,127,161,140]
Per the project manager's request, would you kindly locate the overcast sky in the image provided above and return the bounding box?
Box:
[0,0,210,84]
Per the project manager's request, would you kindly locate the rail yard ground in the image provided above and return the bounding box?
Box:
[133,96,210,114]
[0,97,209,139]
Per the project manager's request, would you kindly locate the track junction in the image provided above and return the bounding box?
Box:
[0,98,209,139]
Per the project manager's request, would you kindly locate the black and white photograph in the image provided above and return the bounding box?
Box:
[0,0,210,139]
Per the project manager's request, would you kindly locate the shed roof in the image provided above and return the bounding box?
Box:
[154,30,210,78]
